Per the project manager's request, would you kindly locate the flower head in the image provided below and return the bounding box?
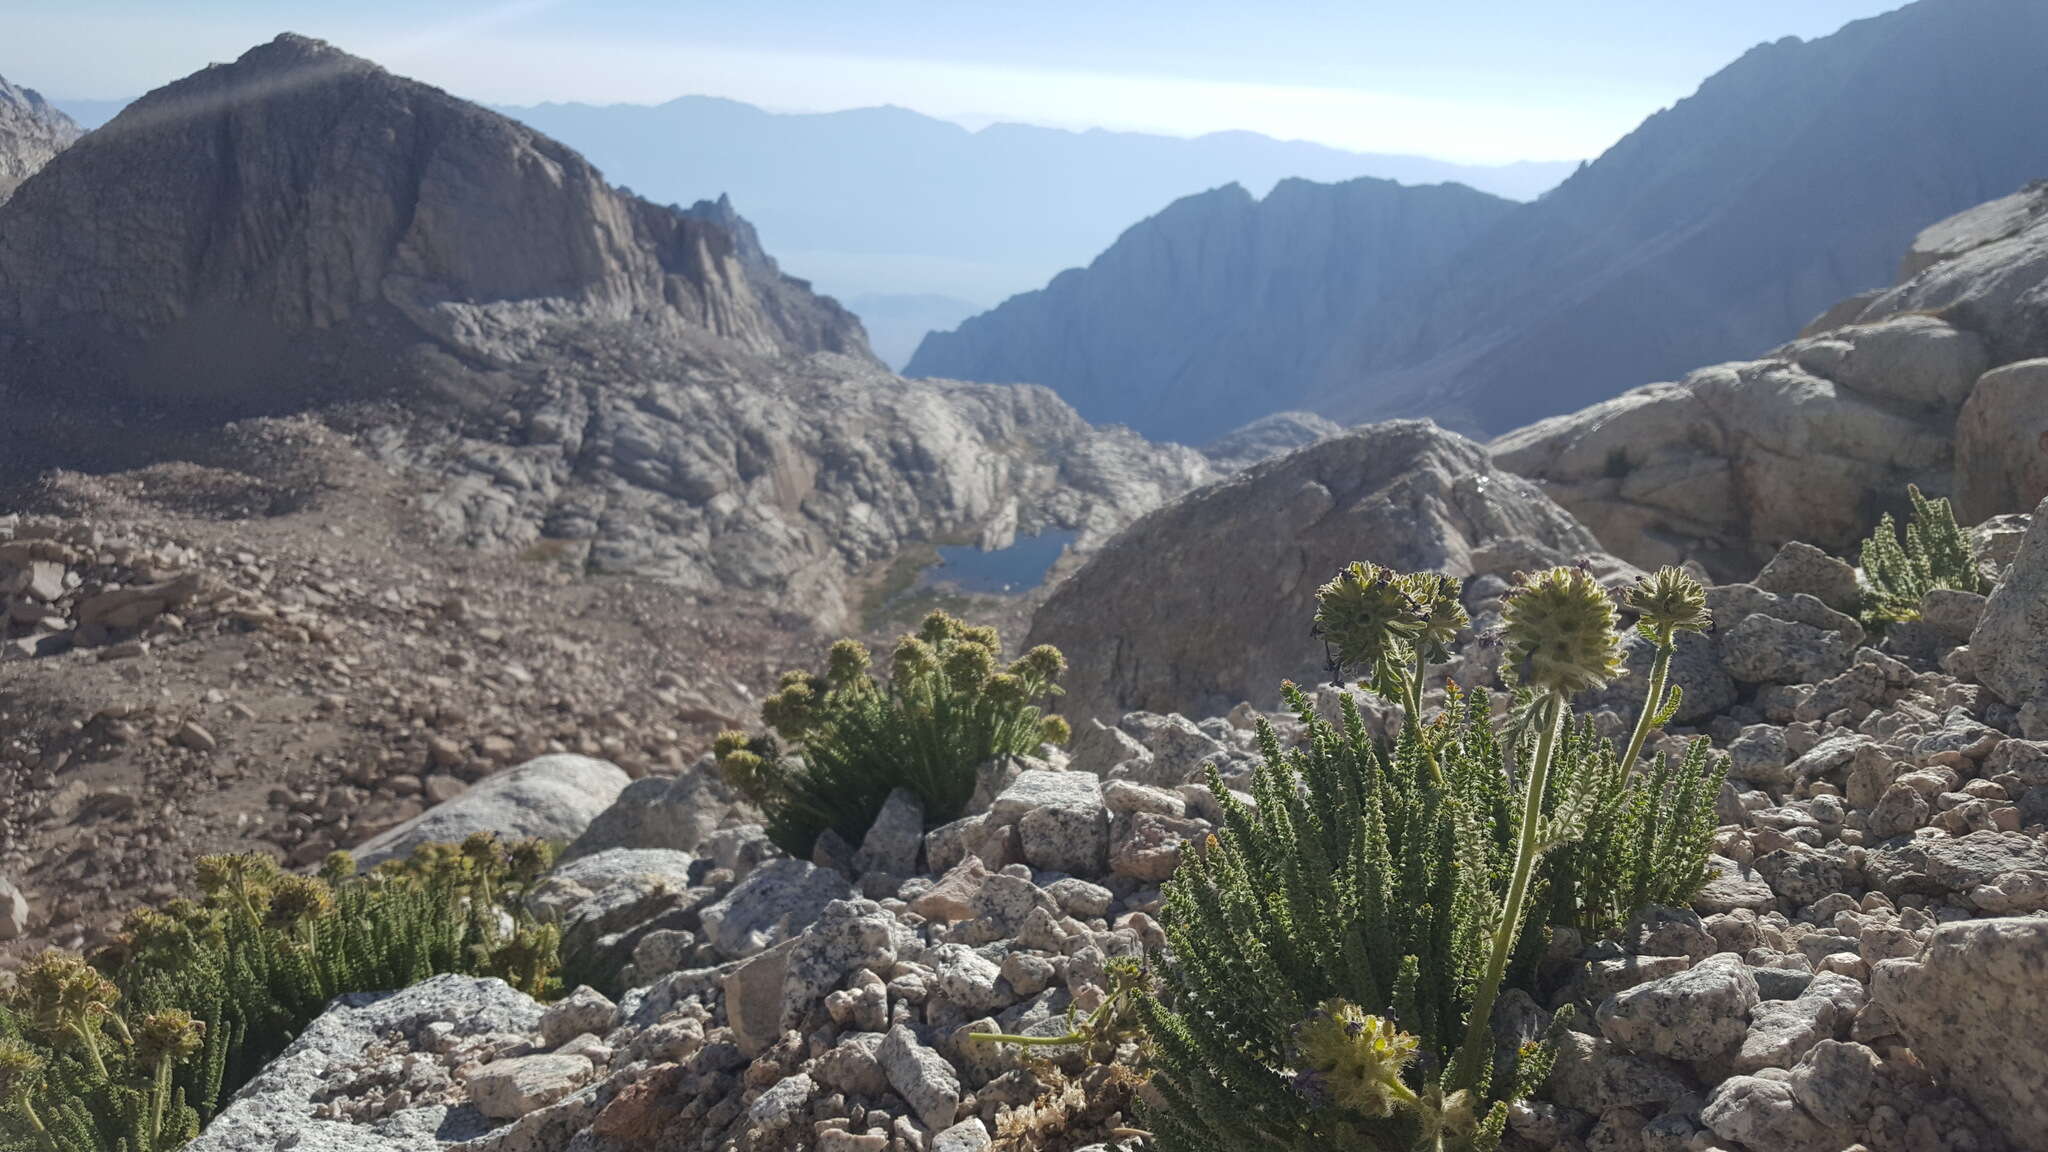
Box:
[0,1040,43,1105]
[1039,714,1072,746]
[1622,566,1712,642]
[460,831,503,871]
[918,610,963,646]
[136,1009,206,1065]
[825,639,871,687]
[1499,566,1626,696]
[506,838,557,885]
[1315,562,1427,689]
[1290,1000,1421,1119]
[1014,644,1067,685]
[319,850,357,884]
[942,640,997,690]
[265,874,335,930]
[1399,572,1471,664]
[5,952,119,1044]
[890,637,940,696]
[761,673,821,739]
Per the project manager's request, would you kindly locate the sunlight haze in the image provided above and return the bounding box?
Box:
[6,0,1911,164]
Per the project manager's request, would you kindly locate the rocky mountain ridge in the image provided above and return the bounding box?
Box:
[0,34,1222,629]
[911,0,2048,443]
[0,72,79,204]
[906,177,1517,443]
[0,34,873,424]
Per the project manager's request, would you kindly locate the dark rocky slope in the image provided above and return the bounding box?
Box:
[906,177,1515,443]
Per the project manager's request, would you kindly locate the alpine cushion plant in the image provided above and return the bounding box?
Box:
[0,835,561,1152]
[1137,564,1725,1152]
[716,610,1069,858]
[1857,484,1987,627]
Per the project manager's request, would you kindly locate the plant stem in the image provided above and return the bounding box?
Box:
[151,1055,171,1145]
[1404,649,1444,787]
[72,1020,110,1082]
[1619,629,1673,773]
[1452,689,1563,1092]
[20,1096,58,1152]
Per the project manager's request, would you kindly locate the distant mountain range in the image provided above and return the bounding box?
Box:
[910,0,2048,442]
[490,99,1575,366]
[45,91,1576,371]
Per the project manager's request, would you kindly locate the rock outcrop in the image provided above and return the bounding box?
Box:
[0,73,79,204]
[350,754,632,870]
[1872,917,2048,1148]
[911,0,2048,443]
[1027,420,1627,720]
[1969,496,2048,733]
[1198,410,1344,472]
[1494,180,2048,576]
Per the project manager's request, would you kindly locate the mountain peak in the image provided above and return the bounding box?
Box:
[0,71,82,204]
[0,34,874,442]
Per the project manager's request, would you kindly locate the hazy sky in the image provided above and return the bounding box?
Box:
[4,0,1911,164]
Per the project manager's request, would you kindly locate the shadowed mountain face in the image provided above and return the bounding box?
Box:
[0,74,80,204]
[911,0,2048,443]
[907,176,1518,444]
[0,34,873,450]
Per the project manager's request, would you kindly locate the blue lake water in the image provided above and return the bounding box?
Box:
[916,529,1077,595]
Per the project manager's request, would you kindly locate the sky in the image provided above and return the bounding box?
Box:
[2,0,1913,165]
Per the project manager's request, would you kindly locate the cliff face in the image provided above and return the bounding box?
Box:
[907,177,1516,444]
[0,34,874,420]
[0,74,80,204]
[913,0,2048,442]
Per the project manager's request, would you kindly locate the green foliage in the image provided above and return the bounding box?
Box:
[1858,484,1986,626]
[717,610,1068,858]
[0,835,560,1152]
[1138,565,1725,1152]
[1539,720,1726,935]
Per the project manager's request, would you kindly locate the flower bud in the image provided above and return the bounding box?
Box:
[1622,565,1711,640]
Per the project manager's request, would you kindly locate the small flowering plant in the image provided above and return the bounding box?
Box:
[0,836,562,1152]
[1140,562,1714,1152]
[717,610,1069,857]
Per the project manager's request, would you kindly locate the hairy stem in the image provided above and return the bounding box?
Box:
[1452,689,1563,1092]
[71,1020,110,1082]
[1619,629,1673,773]
[1403,648,1444,787]
[151,1054,172,1145]
[19,1095,58,1152]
